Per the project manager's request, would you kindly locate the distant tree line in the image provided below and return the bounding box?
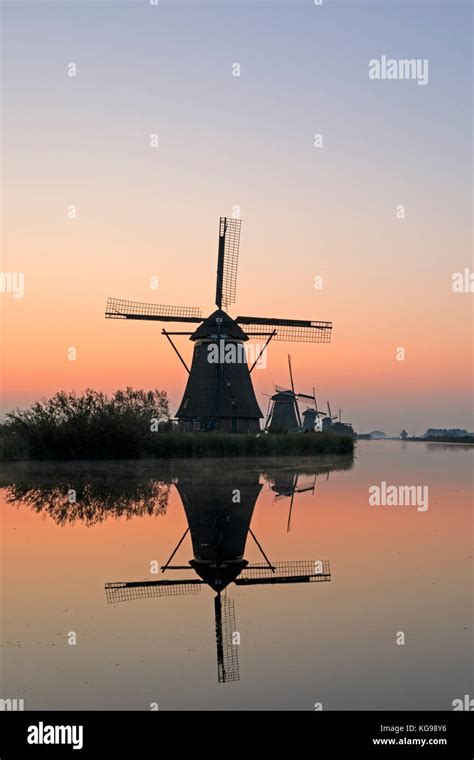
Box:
[423,428,471,438]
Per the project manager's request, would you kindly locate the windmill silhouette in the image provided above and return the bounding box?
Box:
[265,355,316,432]
[301,388,327,432]
[321,400,339,431]
[104,467,331,683]
[105,217,332,433]
[331,408,355,436]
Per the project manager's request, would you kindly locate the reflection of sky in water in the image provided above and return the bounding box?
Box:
[0,442,471,710]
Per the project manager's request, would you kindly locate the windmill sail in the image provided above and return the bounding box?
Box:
[105,298,202,322]
[235,559,331,585]
[236,316,332,343]
[215,594,240,683]
[215,217,241,310]
[104,579,202,604]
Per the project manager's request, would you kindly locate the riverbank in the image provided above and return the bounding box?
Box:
[0,430,354,461]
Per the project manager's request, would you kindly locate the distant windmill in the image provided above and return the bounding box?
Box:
[105,469,331,684]
[265,355,316,432]
[106,218,332,433]
[332,408,355,437]
[302,388,328,432]
[321,401,339,431]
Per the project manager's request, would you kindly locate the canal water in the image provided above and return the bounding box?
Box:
[0,441,471,710]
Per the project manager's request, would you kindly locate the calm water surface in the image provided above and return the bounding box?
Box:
[0,441,472,710]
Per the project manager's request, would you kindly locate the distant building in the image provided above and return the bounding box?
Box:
[369,430,386,439]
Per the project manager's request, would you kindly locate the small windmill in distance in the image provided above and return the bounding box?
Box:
[321,401,339,431]
[265,355,316,433]
[302,388,329,432]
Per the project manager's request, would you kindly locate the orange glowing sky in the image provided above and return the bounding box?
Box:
[1,0,472,434]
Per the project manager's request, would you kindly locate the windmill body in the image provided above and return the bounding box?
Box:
[267,390,301,433]
[322,416,334,431]
[302,408,317,431]
[105,217,332,432]
[175,309,262,433]
[266,356,317,433]
[175,470,263,589]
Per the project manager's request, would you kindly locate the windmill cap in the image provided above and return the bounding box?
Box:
[190,559,248,590]
[270,390,294,400]
[191,309,249,342]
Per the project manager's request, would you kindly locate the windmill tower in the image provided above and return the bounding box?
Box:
[105,466,331,684]
[106,218,332,433]
[302,408,317,431]
[266,356,316,433]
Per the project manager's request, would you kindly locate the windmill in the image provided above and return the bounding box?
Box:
[104,467,331,684]
[321,401,339,431]
[265,355,316,433]
[105,217,332,433]
[331,408,355,437]
[302,388,328,432]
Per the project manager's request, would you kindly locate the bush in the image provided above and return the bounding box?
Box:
[3,388,169,460]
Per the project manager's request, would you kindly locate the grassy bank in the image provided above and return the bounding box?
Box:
[146,432,354,458]
[0,388,354,460]
[411,435,474,444]
[0,429,354,460]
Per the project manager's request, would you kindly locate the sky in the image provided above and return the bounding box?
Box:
[1,0,472,435]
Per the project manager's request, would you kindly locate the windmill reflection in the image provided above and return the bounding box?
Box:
[1,458,351,685]
[265,460,338,532]
[105,466,332,684]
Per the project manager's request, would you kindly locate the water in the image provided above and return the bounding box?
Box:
[0,441,472,711]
